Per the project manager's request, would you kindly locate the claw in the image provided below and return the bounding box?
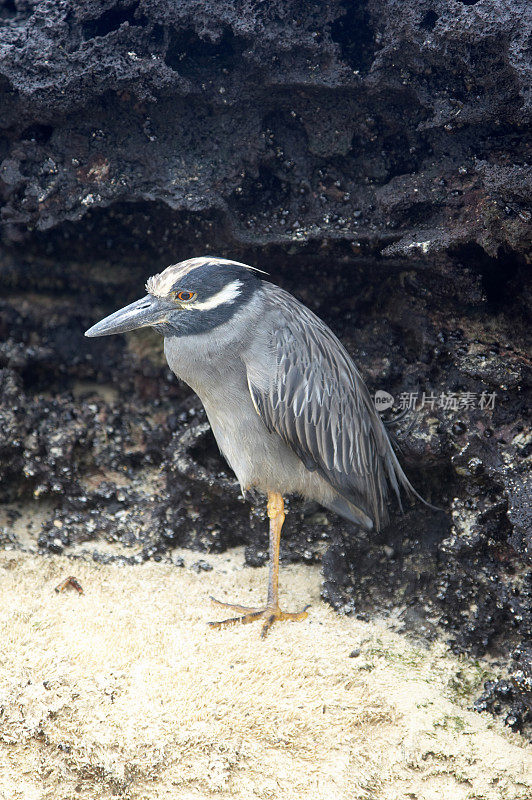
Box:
[208,598,309,637]
[261,614,276,639]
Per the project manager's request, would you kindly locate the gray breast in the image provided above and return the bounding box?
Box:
[162,293,338,503]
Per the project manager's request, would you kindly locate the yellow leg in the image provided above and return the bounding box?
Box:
[209,492,309,638]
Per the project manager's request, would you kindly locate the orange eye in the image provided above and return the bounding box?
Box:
[173,290,196,302]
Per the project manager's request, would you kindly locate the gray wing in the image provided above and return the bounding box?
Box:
[246,284,419,531]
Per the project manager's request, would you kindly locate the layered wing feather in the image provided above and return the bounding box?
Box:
[246,284,420,531]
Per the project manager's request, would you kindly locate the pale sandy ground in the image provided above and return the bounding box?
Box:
[0,548,530,800]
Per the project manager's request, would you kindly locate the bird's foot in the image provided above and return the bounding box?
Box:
[208,596,309,638]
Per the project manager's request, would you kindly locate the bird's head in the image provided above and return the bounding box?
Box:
[84,257,264,339]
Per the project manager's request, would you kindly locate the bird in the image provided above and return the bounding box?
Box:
[85,256,429,637]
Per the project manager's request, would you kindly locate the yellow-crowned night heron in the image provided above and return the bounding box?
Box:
[85,257,427,637]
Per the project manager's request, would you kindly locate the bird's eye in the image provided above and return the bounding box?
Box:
[172,290,196,302]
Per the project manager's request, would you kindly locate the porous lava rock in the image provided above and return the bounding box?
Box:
[1,0,530,257]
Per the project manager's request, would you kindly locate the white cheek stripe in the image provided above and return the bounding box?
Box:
[188,280,243,310]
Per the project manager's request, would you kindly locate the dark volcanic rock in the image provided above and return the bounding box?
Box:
[0,0,530,258]
[0,0,530,734]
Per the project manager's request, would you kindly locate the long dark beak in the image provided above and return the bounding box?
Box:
[84,295,172,337]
